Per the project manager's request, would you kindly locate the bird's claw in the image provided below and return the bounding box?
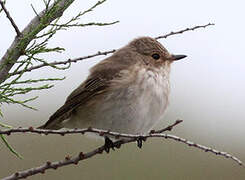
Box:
[137,136,147,148]
[104,136,115,153]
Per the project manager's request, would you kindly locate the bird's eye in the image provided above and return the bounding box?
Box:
[152,53,160,60]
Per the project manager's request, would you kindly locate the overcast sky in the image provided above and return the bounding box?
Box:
[1,0,245,179]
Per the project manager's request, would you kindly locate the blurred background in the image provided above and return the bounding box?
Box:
[1,0,245,179]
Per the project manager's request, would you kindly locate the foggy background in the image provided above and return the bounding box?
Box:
[1,0,245,179]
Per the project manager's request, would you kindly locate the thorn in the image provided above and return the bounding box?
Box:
[46,161,51,166]
[14,172,19,177]
[40,169,45,174]
[99,131,104,136]
[65,155,70,160]
[150,130,155,134]
[87,126,92,131]
[79,152,85,159]
[28,126,34,131]
[176,119,183,123]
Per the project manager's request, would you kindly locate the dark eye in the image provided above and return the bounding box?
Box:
[152,53,160,60]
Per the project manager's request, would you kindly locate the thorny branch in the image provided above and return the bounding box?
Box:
[0,0,21,36]
[0,122,243,180]
[10,23,215,76]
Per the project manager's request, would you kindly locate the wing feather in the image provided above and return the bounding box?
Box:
[39,76,108,129]
[39,48,133,129]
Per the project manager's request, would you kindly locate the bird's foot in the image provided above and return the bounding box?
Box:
[136,136,147,148]
[104,136,115,153]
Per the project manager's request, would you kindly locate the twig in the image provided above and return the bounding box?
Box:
[155,23,215,39]
[30,4,40,18]
[0,0,21,36]
[10,23,215,76]
[1,128,243,180]
[10,50,116,76]
[0,0,6,13]
[49,21,119,28]
[2,138,131,180]
[150,119,183,133]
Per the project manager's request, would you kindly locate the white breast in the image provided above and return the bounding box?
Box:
[132,66,170,133]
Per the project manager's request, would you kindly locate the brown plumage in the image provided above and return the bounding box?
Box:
[39,37,186,133]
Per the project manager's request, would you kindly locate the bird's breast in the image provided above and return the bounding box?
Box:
[108,65,171,133]
[134,67,170,129]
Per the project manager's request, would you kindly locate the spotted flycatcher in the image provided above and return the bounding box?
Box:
[39,37,186,135]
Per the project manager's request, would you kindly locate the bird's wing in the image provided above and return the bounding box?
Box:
[38,48,135,129]
[39,75,109,129]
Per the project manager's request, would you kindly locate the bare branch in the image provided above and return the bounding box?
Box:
[155,23,215,40]
[0,0,5,13]
[0,0,75,83]
[48,0,119,29]
[10,23,215,76]
[0,0,21,36]
[49,21,119,28]
[0,126,243,171]
[79,0,106,16]
[10,50,117,76]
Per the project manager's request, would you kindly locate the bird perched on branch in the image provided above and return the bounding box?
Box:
[39,37,186,138]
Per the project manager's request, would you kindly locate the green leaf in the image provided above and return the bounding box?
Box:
[0,134,23,159]
[0,121,12,128]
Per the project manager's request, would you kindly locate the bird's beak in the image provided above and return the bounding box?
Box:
[171,54,187,61]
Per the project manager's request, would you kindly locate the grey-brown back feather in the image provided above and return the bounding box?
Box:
[38,47,137,129]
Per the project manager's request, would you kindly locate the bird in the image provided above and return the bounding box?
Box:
[39,37,186,137]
